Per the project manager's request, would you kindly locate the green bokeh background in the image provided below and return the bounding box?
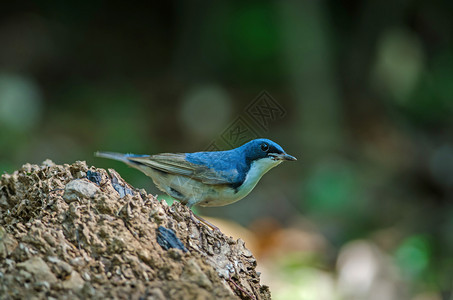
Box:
[1,1,452,299]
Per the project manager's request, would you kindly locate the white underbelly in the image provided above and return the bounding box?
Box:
[139,157,282,207]
[199,158,282,207]
[197,185,248,207]
[146,172,249,207]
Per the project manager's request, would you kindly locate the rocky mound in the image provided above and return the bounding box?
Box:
[0,160,270,299]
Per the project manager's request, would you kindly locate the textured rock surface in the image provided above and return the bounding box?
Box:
[0,160,270,299]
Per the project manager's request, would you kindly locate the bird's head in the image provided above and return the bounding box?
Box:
[241,138,297,164]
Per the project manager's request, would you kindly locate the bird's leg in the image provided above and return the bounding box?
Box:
[189,210,220,232]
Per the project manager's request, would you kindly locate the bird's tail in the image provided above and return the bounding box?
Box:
[95,151,149,166]
[95,151,129,162]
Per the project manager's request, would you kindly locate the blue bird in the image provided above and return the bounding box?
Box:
[96,138,296,227]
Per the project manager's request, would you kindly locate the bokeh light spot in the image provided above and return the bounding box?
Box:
[0,73,42,131]
[303,162,359,215]
[372,28,424,103]
[395,236,430,278]
[180,85,232,138]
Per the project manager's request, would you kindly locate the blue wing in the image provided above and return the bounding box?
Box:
[96,151,244,185]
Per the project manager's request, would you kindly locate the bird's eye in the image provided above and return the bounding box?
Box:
[261,143,269,152]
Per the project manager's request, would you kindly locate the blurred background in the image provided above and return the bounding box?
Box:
[1,1,452,299]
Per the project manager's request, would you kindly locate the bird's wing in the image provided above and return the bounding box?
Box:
[127,153,239,185]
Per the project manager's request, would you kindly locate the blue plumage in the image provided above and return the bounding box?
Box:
[185,138,288,188]
[95,138,296,209]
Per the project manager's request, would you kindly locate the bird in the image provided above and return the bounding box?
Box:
[95,138,296,229]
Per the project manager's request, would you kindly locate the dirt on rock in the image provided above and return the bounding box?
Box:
[0,160,271,299]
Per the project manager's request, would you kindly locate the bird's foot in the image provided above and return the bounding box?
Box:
[190,211,220,232]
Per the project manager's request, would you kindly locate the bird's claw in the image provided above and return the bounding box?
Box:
[190,211,220,232]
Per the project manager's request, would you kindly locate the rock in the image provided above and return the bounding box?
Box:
[69,257,87,268]
[62,270,85,291]
[0,226,18,258]
[146,288,166,300]
[41,159,55,167]
[181,258,213,289]
[0,161,270,299]
[48,256,73,277]
[17,257,57,283]
[63,179,100,203]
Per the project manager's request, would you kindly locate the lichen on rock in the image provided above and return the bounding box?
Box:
[0,160,271,299]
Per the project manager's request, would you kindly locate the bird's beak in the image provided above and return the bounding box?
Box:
[270,153,297,161]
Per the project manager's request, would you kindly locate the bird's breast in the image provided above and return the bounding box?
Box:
[198,157,282,207]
